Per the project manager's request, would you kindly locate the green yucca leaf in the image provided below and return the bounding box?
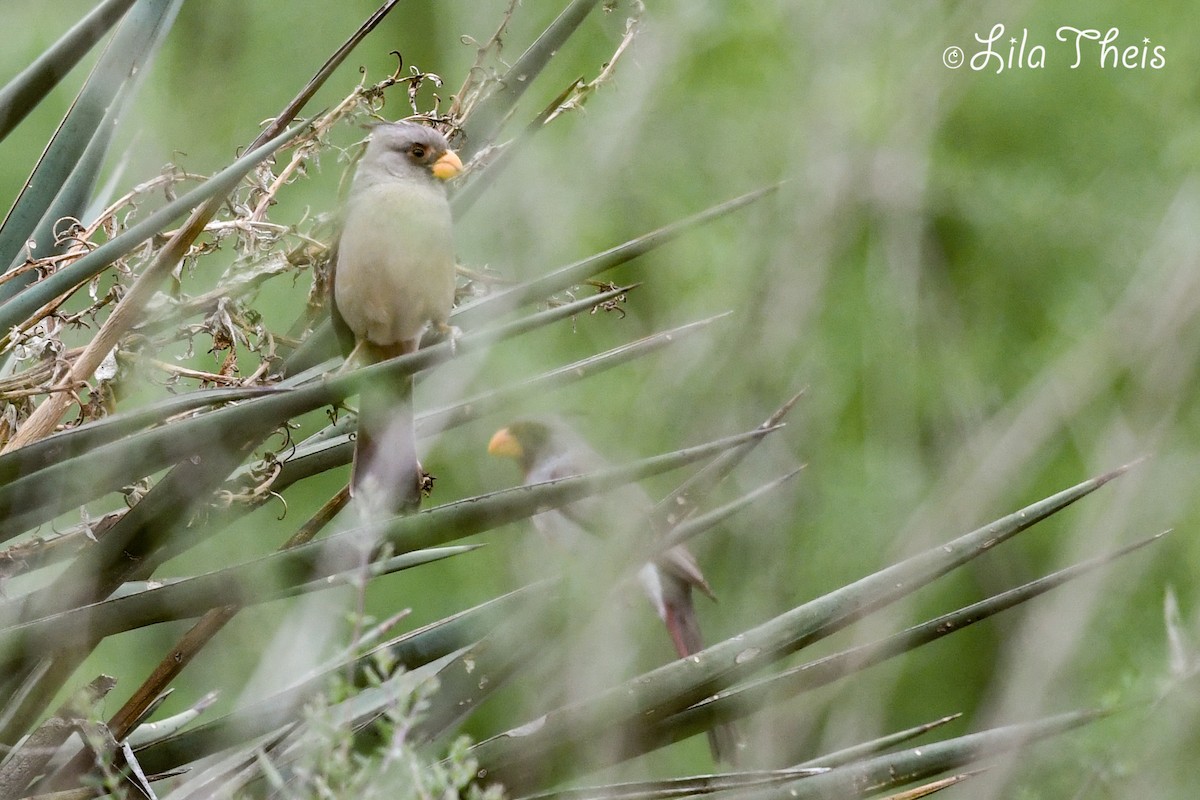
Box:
[0,0,182,284]
[795,714,962,770]
[418,312,734,438]
[83,541,479,749]
[0,0,137,141]
[10,79,128,296]
[0,426,773,663]
[36,469,454,621]
[283,545,483,601]
[156,727,295,799]
[0,284,631,541]
[0,122,307,341]
[0,545,475,743]
[652,391,804,529]
[0,436,289,739]
[451,186,778,331]
[714,709,1106,800]
[17,428,259,619]
[644,530,1167,758]
[461,0,605,153]
[453,78,583,217]
[467,467,1127,789]
[656,468,804,554]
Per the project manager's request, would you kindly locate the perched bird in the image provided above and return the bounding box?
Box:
[487,417,740,764]
[331,122,462,516]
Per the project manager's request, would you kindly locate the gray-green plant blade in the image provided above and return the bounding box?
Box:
[0,0,137,140]
[462,0,603,151]
[795,714,962,770]
[8,79,129,281]
[652,391,805,529]
[126,692,218,748]
[0,0,182,281]
[451,186,778,330]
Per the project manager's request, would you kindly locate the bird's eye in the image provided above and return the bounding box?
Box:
[410,145,426,159]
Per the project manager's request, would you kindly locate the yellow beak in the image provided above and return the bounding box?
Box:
[432,149,463,181]
[487,427,523,460]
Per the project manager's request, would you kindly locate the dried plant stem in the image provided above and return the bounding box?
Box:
[118,352,245,386]
[546,5,642,124]
[448,0,521,122]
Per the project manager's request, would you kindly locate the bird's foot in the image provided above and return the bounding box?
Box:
[434,322,463,355]
[419,469,435,498]
[336,340,366,373]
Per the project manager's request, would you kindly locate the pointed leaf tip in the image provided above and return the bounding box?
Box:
[771,389,807,420]
[1098,456,1148,485]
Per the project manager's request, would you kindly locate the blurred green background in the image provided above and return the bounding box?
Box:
[5,0,1200,796]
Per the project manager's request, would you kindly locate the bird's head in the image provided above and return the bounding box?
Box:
[487,418,574,475]
[361,121,463,185]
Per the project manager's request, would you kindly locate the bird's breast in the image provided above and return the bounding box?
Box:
[334,181,456,347]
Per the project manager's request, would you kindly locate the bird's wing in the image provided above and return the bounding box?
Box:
[327,233,357,359]
[526,451,610,536]
[657,545,716,600]
[530,449,716,599]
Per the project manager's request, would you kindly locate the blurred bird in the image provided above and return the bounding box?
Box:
[331,122,462,516]
[488,416,741,764]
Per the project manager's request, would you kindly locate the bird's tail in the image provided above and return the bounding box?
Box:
[663,590,743,766]
[351,372,421,517]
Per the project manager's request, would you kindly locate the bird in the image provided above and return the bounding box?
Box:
[330,121,463,517]
[487,416,741,764]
